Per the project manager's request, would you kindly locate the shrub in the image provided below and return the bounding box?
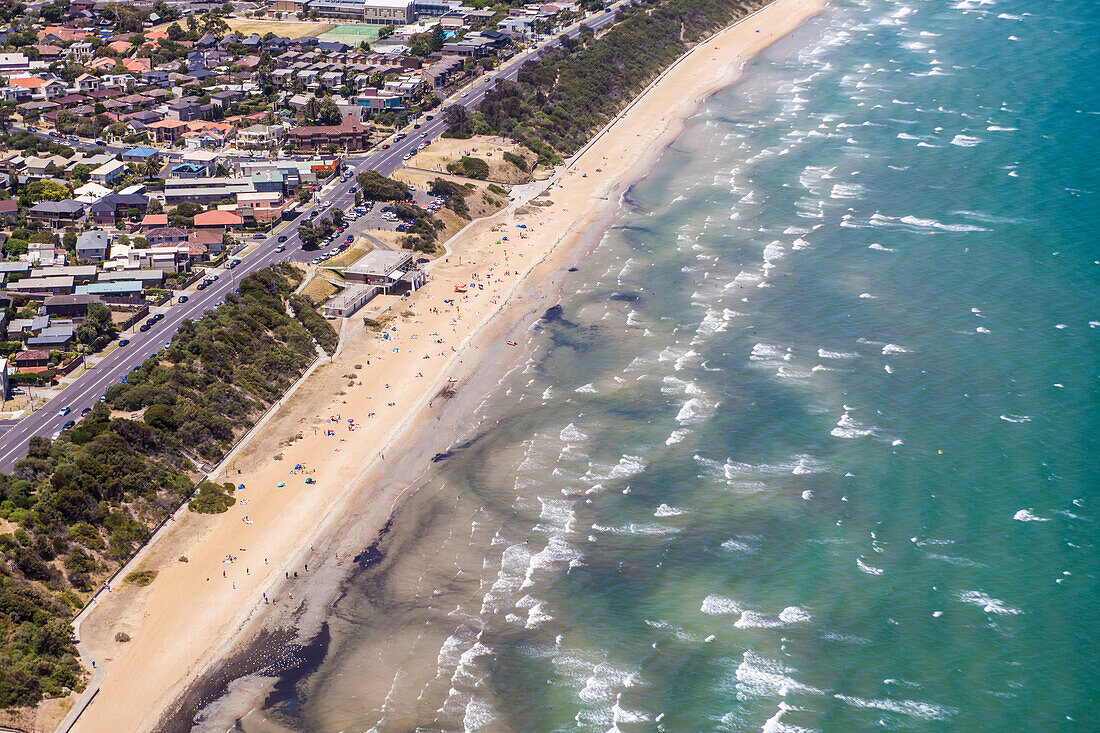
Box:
[188,480,236,514]
[124,570,156,587]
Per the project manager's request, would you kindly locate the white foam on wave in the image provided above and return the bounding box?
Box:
[956,590,1022,615]
[559,423,588,443]
[665,428,690,445]
[654,503,685,518]
[881,343,910,355]
[818,348,858,359]
[832,407,876,439]
[701,595,742,615]
[999,414,1031,423]
[950,134,982,147]
[830,182,866,199]
[868,242,895,251]
[736,651,823,699]
[1013,509,1049,522]
[834,694,956,721]
[856,557,884,575]
[575,383,597,393]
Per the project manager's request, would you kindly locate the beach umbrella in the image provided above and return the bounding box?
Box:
[237,484,245,490]
[277,481,285,487]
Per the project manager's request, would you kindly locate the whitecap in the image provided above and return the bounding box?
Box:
[999,414,1031,423]
[856,558,884,575]
[834,694,956,721]
[950,134,982,147]
[654,503,685,518]
[701,595,742,615]
[881,343,910,355]
[818,348,858,359]
[956,590,1022,615]
[1012,509,1049,522]
[868,242,895,251]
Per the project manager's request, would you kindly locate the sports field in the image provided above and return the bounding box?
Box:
[318,24,383,46]
[226,18,336,37]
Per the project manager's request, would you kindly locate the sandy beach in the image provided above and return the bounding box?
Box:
[68,1,829,729]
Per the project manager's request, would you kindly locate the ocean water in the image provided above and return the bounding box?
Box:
[235,0,1100,729]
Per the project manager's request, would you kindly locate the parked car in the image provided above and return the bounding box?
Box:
[139,323,150,332]
[50,431,61,441]
[253,233,264,239]
[81,407,92,416]
[118,338,129,346]
[153,312,164,321]
[62,420,75,430]
[178,295,188,304]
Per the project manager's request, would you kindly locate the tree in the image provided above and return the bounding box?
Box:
[356,170,408,202]
[444,104,474,136]
[146,198,163,215]
[166,22,185,42]
[19,180,69,206]
[297,221,319,250]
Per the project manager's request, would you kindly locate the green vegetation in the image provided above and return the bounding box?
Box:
[473,0,764,161]
[356,169,409,202]
[0,267,334,708]
[187,481,235,514]
[446,156,489,180]
[502,151,529,173]
[124,570,157,587]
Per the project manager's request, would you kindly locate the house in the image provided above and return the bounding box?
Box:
[146,119,188,144]
[121,146,160,164]
[236,191,283,223]
[145,226,187,244]
[9,75,67,100]
[188,228,225,254]
[7,275,75,297]
[74,72,100,92]
[28,324,75,349]
[90,159,126,186]
[139,212,168,229]
[74,280,143,303]
[138,67,168,86]
[236,124,285,149]
[0,52,29,75]
[90,192,147,225]
[0,199,17,222]
[43,293,102,320]
[26,199,85,226]
[11,349,50,372]
[288,115,371,151]
[166,97,203,121]
[75,229,109,261]
[193,209,243,229]
[102,74,136,91]
[27,241,64,267]
[73,182,113,203]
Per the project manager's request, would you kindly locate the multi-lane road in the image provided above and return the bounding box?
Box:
[0,6,623,472]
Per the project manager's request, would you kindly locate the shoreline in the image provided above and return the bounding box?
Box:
[66,1,830,730]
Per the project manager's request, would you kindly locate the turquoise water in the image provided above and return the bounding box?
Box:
[243,0,1100,729]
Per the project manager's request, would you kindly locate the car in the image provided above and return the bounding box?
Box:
[226,260,237,270]
[68,135,79,142]
[253,233,264,239]
[414,123,421,129]
[196,281,207,290]
[382,143,390,149]
[420,132,428,137]
[211,274,219,281]
[403,153,411,160]
[425,114,434,120]
[94,139,106,145]
[278,235,288,242]
[119,338,130,347]
[153,312,164,321]
[81,407,92,417]
[275,244,286,252]
[59,406,71,416]
[461,91,469,97]
[232,259,241,266]
[10,387,24,395]
[62,420,75,431]
[178,295,188,304]
[139,323,150,332]
[99,394,106,402]
[51,431,61,441]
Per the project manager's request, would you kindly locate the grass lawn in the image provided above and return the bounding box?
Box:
[226,18,336,37]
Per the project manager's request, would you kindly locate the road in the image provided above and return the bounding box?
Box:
[0,6,623,473]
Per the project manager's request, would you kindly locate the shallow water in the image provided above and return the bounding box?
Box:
[228,0,1100,729]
